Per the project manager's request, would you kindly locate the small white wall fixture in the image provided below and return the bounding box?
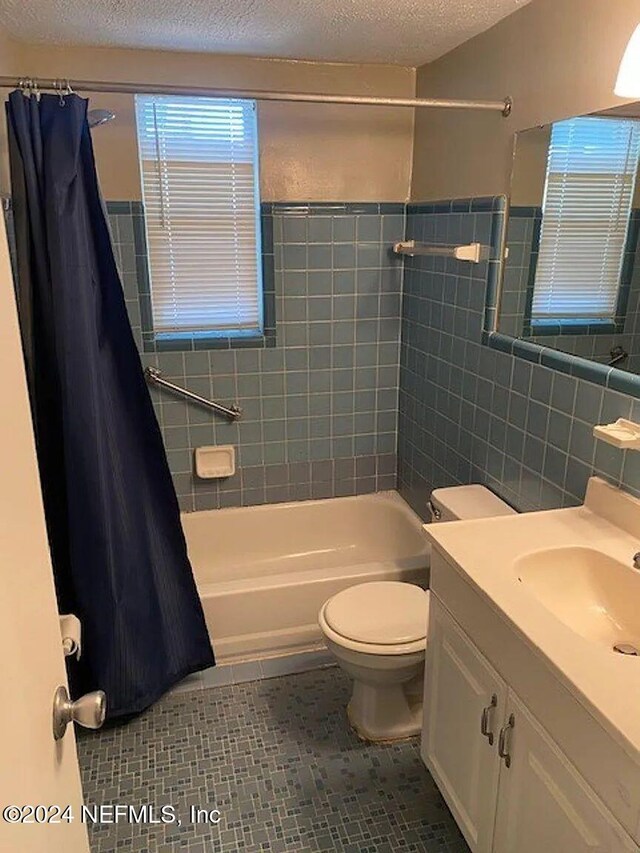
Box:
[195,445,236,479]
[593,419,640,450]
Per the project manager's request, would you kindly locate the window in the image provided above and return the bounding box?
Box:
[530,116,640,328]
[135,95,263,341]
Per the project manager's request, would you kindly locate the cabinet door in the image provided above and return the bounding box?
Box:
[493,692,638,853]
[422,595,507,852]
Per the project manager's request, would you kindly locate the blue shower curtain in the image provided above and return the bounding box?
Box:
[6,90,214,719]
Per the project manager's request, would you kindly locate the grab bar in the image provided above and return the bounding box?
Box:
[144,367,242,422]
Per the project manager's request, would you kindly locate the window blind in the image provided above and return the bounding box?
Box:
[531,116,640,324]
[135,95,262,337]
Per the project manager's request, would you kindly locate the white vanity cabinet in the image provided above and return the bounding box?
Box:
[422,593,507,849]
[493,691,637,853]
[423,595,639,853]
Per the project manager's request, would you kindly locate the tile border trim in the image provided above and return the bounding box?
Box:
[170,648,335,694]
[265,201,406,215]
[105,200,277,354]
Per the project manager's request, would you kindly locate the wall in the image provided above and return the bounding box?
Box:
[2,42,415,201]
[0,26,20,191]
[498,206,540,339]
[396,0,640,517]
[411,0,640,200]
[4,185,404,514]
[397,199,640,518]
[0,28,17,64]
[0,38,416,509]
[108,200,403,510]
[510,125,551,207]
[10,0,640,516]
[90,94,142,201]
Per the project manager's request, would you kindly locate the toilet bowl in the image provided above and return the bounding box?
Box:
[319,581,429,741]
[319,485,516,742]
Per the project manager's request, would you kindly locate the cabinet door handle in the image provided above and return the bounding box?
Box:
[498,713,515,768]
[480,694,498,745]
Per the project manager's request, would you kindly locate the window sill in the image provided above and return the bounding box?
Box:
[143,329,276,352]
[524,319,621,337]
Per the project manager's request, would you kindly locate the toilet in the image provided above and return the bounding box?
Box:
[318,485,516,742]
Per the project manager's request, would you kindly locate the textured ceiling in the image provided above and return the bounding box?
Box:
[0,0,532,66]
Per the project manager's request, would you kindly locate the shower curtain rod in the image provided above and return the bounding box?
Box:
[0,76,513,116]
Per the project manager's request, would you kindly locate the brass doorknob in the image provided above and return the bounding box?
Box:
[52,685,106,740]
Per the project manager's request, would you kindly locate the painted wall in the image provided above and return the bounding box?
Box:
[88,93,142,201]
[411,0,640,200]
[510,125,551,207]
[0,27,20,192]
[0,31,18,75]
[1,42,415,202]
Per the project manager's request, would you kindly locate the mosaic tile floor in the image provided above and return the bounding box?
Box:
[78,667,469,853]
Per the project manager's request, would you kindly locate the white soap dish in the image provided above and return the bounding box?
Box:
[195,445,236,478]
[593,419,640,450]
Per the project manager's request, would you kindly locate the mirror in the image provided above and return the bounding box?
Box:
[499,103,640,374]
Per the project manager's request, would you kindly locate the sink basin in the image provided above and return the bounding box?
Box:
[513,547,640,652]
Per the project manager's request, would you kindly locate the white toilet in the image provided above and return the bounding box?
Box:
[319,485,516,742]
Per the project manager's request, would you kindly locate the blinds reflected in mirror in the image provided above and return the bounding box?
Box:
[135,94,263,339]
[532,116,640,325]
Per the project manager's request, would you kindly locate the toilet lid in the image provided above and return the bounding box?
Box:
[324,582,428,645]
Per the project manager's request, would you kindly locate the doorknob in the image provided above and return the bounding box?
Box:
[52,685,107,741]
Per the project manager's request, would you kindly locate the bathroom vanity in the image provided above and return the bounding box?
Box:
[421,478,640,853]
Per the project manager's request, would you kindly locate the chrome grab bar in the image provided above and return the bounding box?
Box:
[144,367,242,422]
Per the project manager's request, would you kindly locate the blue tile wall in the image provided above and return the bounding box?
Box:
[108,201,405,511]
[13,192,640,519]
[107,201,145,351]
[499,206,540,339]
[397,197,640,518]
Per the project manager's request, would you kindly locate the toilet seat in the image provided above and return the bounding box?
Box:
[320,582,430,656]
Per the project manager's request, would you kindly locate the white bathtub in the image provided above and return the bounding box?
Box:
[181,490,430,663]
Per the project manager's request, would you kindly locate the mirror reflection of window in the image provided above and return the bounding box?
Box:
[530,116,640,332]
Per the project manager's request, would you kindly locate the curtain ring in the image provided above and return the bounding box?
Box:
[54,79,65,106]
[65,79,74,95]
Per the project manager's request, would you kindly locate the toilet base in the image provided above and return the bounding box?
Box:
[346,677,423,742]
[319,597,427,744]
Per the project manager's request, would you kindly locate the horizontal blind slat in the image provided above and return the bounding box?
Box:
[135,94,262,336]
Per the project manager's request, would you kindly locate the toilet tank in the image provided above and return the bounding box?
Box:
[428,484,516,523]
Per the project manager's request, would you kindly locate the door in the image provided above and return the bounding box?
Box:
[493,692,638,853]
[0,218,90,851]
[422,594,507,853]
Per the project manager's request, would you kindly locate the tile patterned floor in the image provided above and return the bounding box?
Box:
[78,667,469,853]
